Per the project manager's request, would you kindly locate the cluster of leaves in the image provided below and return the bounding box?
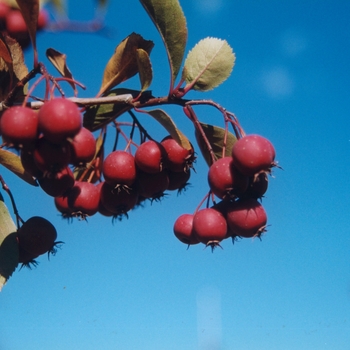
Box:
[0,0,243,290]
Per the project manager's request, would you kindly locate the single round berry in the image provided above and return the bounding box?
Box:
[136,170,169,199]
[102,151,136,187]
[226,198,267,238]
[67,181,100,217]
[134,140,166,173]
[17,216,57,256]
[38,98,82,144]
[70,127,96,165]
[192,208,228,248]
[231,135,276,176]
[0,106,38,145]
[173,213,199,245]
[167,169,191,191]
[6,10,27,37]
[38,166,75,197]
[208,157,249,199]
[161,136,195,172]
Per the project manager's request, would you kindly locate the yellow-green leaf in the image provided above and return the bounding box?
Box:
[16,0,40,66]
[140,0,187,88]
[98,33,154,96]
[0,149,37,186]
[183,37,235,92]
[46,48,76,93]
[146,109,191,150]
[136,48,153,93]
[195,123,237,166]
[0,196,18,291]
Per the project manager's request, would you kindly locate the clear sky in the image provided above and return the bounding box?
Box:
[1,1,350,349]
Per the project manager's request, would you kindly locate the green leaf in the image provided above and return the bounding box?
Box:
[140,0,187,88]
[183,37,235,92]
[146,109,191,150]
[0,195,18,291]
[136,48,153,93]
[98,33,154,96]
[0,149,37,186]
[16,0,40,66]
[83,88,147,131]
[195,123,237,166]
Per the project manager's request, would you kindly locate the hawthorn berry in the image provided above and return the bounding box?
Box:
[38,98,82,144]
[70,127,96,166]
[226,198,267,238]
[173,213,199,245]
[208,156,249,199]
[134,140,166,173]
[17,216,57,256]
[0,106,38,146]
[102,150,137,187]
[161,136,195,172]
[136,170,169,200]
[231,134,276,176]
[192,208,227,248]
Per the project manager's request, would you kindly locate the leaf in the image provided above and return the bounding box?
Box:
[0,149,37,186]
[146,109,191,150]
[16,0,40,66]
[46,48,76,93]
[136,49,153,93]
[183,37,235,92]
[98,33,154,96]
[83,88,145,131]
[0,195,18,291]
[0,36,28,102]
[195,123,237,166]
[140,0,187,88]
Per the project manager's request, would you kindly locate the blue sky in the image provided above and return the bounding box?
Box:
[1,0,350,349]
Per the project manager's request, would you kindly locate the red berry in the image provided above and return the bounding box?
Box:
[208,156,249,199]
[231,135,276,176]
[20,148,43,178]
[70,127,96,165]
[136,170,169,199]
[0,2,10,27]
[38,98,82,144]
[37,9,48,30]
[161,136,195,172]
[173,213,199,245]
[102,151,136,187]
[54,195,73,217]
[6,10,27,37]
[192,208,228,248]
[244,172,269,199]
[167,169,191,191]
[67,181,100,217]
[226,198,267,238]
[0,106,38,145]
[17,216,57,256]
[134,140,166,173]
[38,166,75,197]
[99,181,138,215]
[33,137,71,173]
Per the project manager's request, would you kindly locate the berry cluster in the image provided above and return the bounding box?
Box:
[0,1,48,48]
[1,98,195,222]
[174,134,277,250]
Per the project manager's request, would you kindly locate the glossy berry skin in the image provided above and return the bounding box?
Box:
[134,140,166,173]
[0,106,38,145]
[231,135,276,176]
[38,98,82,144]
[70,127,96,165]
[173,213,199,245]
[161,136,194,172]
[102,151,136,187]
[54,195,73,217]
[208,157,249,199]
[17,216,57,256]
[226,198,267,238]
[167,169,191,191]
[67,181,100,217]
[192,208,227,245]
